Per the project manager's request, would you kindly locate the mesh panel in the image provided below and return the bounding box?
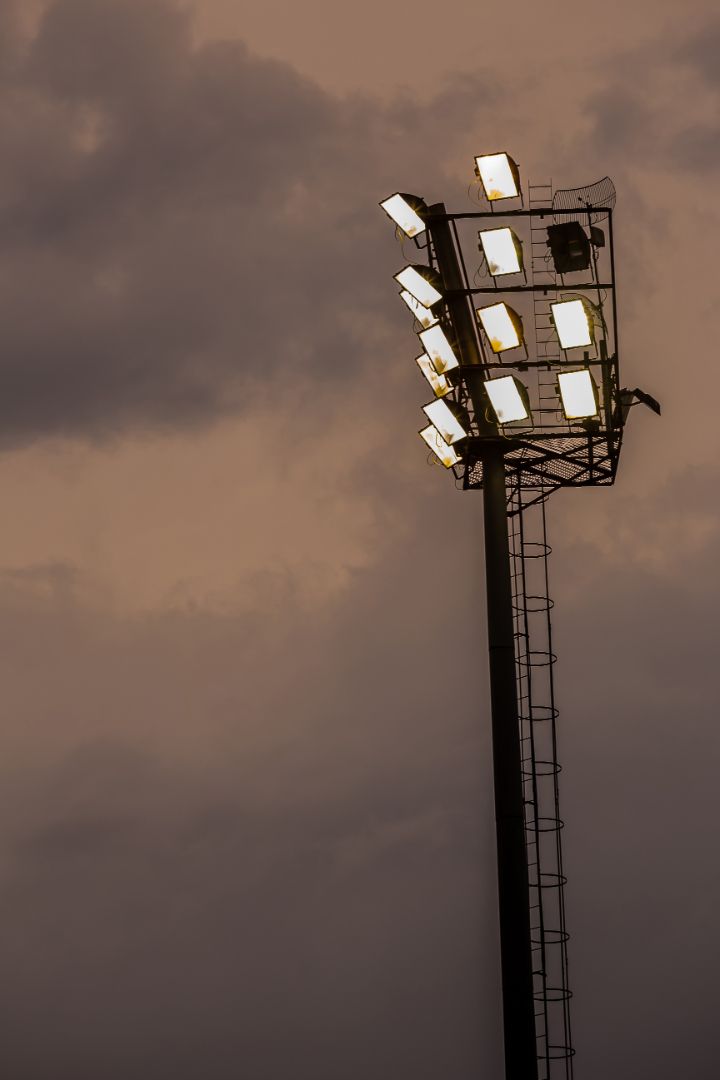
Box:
[552,176,616,224]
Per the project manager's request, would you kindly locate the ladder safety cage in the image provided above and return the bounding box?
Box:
[509,480,574,1078]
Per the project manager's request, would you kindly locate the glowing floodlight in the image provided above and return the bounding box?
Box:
[476,302,523,353]
[484,375,530,424]
[400,290,438,328]
[474,153,520,201]
[419,424,460,468]
[394,265,443,308]
[551,298,593,349]
[416,353,451,397]
[418,325,459,374]
[558,369,599,419]
[547,222,591,274]
[380,193,427,237]
[479,227,523,276]
[422,399,469,445]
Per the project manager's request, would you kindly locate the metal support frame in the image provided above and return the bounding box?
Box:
[427,199,623,497]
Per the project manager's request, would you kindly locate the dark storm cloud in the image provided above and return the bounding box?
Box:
[0,0,337,441]
[0,0,491,445]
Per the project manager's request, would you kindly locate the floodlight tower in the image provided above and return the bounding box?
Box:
[380,160,658,1080]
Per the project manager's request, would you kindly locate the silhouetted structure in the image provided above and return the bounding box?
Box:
[381,162,658,1080]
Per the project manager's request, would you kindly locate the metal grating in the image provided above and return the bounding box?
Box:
[552,176,616,224]
[461,429,621,491]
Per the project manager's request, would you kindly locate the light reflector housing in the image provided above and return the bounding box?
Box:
[422,399,468,445]
[419,424,460,468]
[400,290,438,328]
[551,298,593,349]
[474,153,520,201]
[484,375,530,424]
[479,227,523,276]
[476,302,523,353]
[418,325,459,373]
[558,369,599,419]
[416,353,451,397]
[380,193,426,237]
[547,222,591,274]
[394,265,443,308]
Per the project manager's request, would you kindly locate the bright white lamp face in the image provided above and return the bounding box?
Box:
[419,424,459,467]
[484,376,529,424]
[400,290,438,328]
[416,353,450,397]
[479,228,522,276]
[477,302,522,353]
[551,299,593,349]
[475,153,519,201]
[380,194,426,237]
[558,370,598,419]
[418,325,459,373]
[422,399,468,445]
[394,266,443,308]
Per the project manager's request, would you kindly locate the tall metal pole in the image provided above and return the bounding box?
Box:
[482,444,538,1080]
[426,206,538,1080]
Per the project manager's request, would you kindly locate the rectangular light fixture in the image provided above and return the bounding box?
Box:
[400,290,438,328]
[418,325,459,373]
[476,302,523,353]
[394,265,443,308]
[419,424,460,468]
[546,222,591,274]
[474,153,520,201]
[422,399,468,445]
[416,353,451,396]
[479,227,523,276]
[551,298,593,349]
[484,375,530,424]
[558,369,599,419]
[380,193,426,237]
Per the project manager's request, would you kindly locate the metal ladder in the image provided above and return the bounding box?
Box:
[528,182,562,428]
[508,480,575,1079]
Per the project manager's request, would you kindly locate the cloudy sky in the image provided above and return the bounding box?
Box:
[0,1,718,1076]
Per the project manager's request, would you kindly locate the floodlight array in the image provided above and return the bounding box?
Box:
[479,227,523,276]
[485,376,530,424]
[381,151,615,472]
[474,153,520,201]
[477,302,524,354]
[419,424,459,467]
[400,290,438,328]
[380,193,427,237]
[551,298,593,350]
[415,353,451,397]
[422,398,469,445]
[557,369,599,419]
[418,325,459,374]
[547,222,591,274]
[394,265,443,308]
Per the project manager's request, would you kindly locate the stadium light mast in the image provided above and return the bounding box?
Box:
[380,164,659,1080]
